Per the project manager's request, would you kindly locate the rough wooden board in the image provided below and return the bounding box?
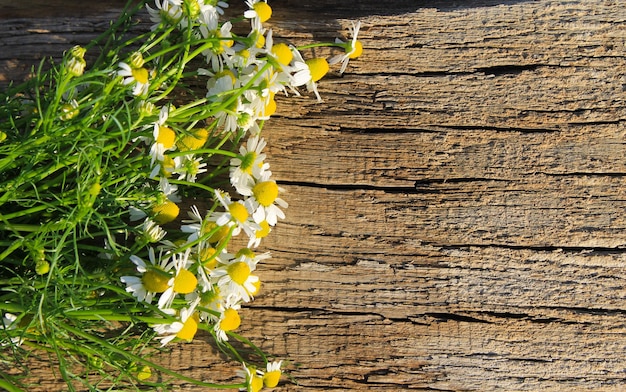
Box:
[2,0,626,391]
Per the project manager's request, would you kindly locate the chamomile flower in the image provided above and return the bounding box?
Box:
[150,110,177,164]
[260,360,283,388]
[229,135,269,194]
[140,218,167,243]
[240,171,287,226]
[329,21,363,74]
[304,57,329,102]
[211,252,260,303]
[196,0,228,30]
[146,0,183,29]
[251,182,287,226]
[152,297,200,346]
[199,21,235,72]
[66,56,86,77]
[176,128,209,152]
[186,282,236,322]
[211,190,260,239]
[264,30,292,69]
[151,197,180,225]
[181,205,230,247]
[174,154,207,182]
[286,47,312,89]
[214,305,241,342]
[118,59,150,96]
[158,249,198,309]
[238,363,264,392]
[244,0,272,30]
[247,219,271,248]
[121,247,173,304]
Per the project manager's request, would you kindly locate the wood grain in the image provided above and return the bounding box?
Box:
[1,0,626,390]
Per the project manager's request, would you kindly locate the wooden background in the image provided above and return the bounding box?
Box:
[1,0,626,390]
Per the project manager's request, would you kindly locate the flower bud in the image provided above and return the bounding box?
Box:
[66,56,86,77]
[129,51,145,69]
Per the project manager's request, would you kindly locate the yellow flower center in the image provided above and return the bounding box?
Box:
[142,269,171,293]
[271,43,293,66]
[177,128,208,151]
[220,308,241,331]
[253,2,272,22]
[256,220,271,239]
[228,202,249,223]
[160,155,176,177]
[131,67,149,84]
[305,58,329,82]
[136,366,152,381]
[173,268,198,294]
[255,33,265,49]
[227,262,251,285]
[152,200,179,224]
[238,48,251,60]
[157,126,176,149]
[264,95,277,117]
[176,312,199,341]
[199,247,218,270]
[250,374,264,392]
[263,370,281,388]
[183,0,201,19]
[253,181,279,207]
[349,40,363,59]
[202,222,228,244]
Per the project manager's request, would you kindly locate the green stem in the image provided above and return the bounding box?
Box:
[0,377,26,392]
[55,320,245,389]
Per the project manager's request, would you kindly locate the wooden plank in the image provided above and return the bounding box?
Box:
[1,0,626,391]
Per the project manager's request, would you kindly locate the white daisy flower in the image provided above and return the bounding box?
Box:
[245,171,287,226]
[146,0,183,29]
[117,62,150,96]
[213,305,241,342]
[286,47,312,89]
[199,21,235,72]
[174,154,207,182]
[329,21,363,74]
[152,297,200,346]
[244,0,272,29]
[229,135,269,195]
[140,217,167,243]
[157,249,199,309]
[237,362,264,392]
[210,252,259,303]
[120,247,173,304]
[210,190,260,239]
[197,0,229,31]
[259,360,283,388]
[150,121,177,165]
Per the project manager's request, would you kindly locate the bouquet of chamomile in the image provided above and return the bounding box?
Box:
[0,0,361,390]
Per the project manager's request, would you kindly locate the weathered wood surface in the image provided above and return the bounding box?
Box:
[2,0,626,390]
